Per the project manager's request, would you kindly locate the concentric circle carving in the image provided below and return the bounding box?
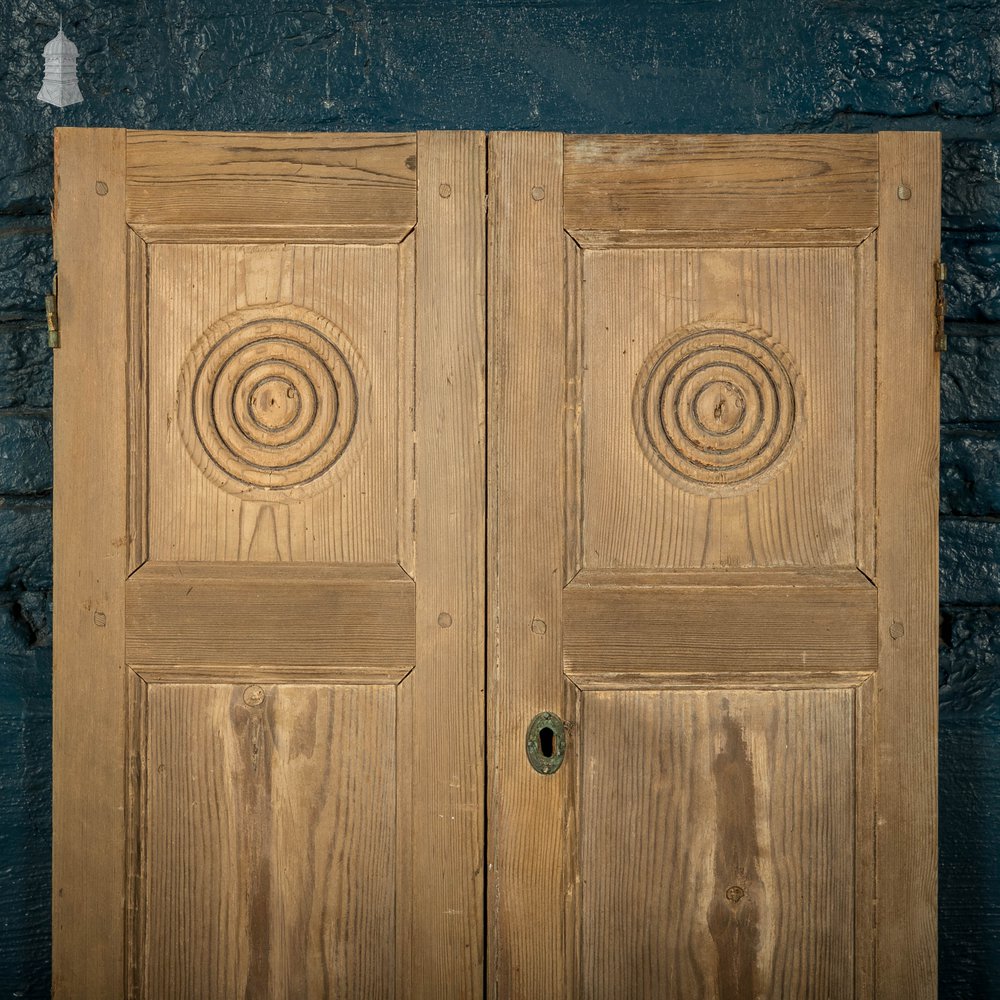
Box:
[633,323,801,492]
[178,306,360,495]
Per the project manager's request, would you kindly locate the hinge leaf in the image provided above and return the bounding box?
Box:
[46,273,59,349]
[934,261,947,352]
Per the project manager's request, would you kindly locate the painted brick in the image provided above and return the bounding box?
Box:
[941,430,1000,516]
[0,712,50,1000]
[944,141,1000,232]
[0,413,51,496]
[944,233,1000,322]
[14,591,50,651]
[0,602,51,715]
[0,504,51,591]
[940,609,1000,720]
[818,6,994,117]
[0,217,51,319]
[940,719,1000,1000]
[940,517,1000,605]
[942,333,1000,424]
[0,322,51,409]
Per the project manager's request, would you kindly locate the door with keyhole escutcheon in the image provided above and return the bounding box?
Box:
[487,131,940,1000]
[52,128,940,999]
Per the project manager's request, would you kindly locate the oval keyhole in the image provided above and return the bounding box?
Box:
[526,711,567,774]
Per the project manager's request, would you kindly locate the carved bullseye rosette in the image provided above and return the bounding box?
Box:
[633,322,801,494]
[178,305,361,497]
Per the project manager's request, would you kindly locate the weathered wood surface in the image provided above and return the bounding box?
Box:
[564,573,877,672]
[873,130,940,997]
[488,131,575,998]
[52,127,129,998]
[564,134,879,235]
[125,562,415,668]
[126,130,416,241]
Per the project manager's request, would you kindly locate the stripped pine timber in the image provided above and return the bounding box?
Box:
[137,681,397,1000]
[574,243,867,571]
[125,563,415,667]
[57,127,486,998]
[577,686,861,999]
[141,241,402,566]
[564,134,879,234]
[488,132,574,998]
[491,131,936,997]
[563,575,877,672]
[565,669,873,691]
[569,227,875,249]
[407,130,487,996]
[52,127,128,997]
[126,131,416,240]
[874,132,940,996]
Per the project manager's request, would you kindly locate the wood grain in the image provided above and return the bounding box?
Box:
[566,669,872,691]
[874,131,940,996]
[128,221,414,244]
[488,132,576,999]
[138,681,396,999]
[577,687,858,999]
[126,130,416,240]
[570,226,875,249]
[51,126,128,999]
[564,134,878,235]
[125,562,415,668]
[563,574,877,672]
[855,233,877,581]
[126,227,149,575]
[579,246,864,569]
[408,130,486,997]
[145,242,400,564]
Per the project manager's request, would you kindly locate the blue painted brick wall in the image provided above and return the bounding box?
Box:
[2,1,999,995]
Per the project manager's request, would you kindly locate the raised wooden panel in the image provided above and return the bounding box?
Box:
[126,131,416,241]
[574,243,872,570]
[125,562,414,670]
[564,134,878,237]
[563,570,877,673]
[141,241,403,564]
[577,684,869,999]
[133,680,396,999]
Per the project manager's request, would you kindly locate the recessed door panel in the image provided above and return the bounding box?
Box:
[137,681,396,1000]
[576,244,871,571]
[576,684,865,1000]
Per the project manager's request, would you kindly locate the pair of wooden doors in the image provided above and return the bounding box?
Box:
[52,128,940,999]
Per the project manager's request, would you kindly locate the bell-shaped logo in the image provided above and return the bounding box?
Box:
[37,22,83,108]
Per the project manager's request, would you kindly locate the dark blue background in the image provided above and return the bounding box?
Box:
[2,1,998,995]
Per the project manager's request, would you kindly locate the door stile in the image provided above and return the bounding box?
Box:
[487,131,578,999]
[409,129,487,997]
[52,127,130,997]
[873,131,940,996]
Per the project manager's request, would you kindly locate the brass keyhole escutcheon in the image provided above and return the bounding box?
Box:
[526,711,567,775]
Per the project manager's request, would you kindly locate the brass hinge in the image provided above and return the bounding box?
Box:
[45,273,59,349]
[934,261,947,352]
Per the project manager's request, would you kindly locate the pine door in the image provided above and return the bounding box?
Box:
[487,132,940,999]
[53,129,940,999]
[52,129,485,998]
